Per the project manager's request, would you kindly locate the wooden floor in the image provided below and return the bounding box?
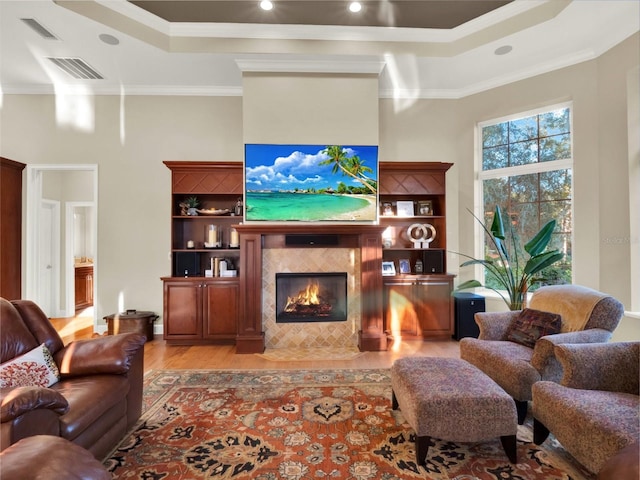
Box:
[51,316,462,373]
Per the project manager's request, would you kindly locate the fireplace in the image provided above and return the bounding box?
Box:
[276,272,348,323]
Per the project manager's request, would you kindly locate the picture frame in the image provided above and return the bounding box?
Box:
[396,201,414,217]
[418,200,434,216]
[382,261,396,276]
[399,259,411,274]
[381,202,395,216]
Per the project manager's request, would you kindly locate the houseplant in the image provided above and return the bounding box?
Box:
[183,196,199,216]
[457,205,564,310]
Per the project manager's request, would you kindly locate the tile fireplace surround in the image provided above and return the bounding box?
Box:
[235,224,387,353]
[263,248,360,350]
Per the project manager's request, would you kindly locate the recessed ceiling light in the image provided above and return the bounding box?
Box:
[99,33,119,46]
[494,45,513,56]
[260,0,273,11]
[349,2,362,13]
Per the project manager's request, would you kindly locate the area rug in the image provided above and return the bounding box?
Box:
[257,347,365,362]
[104,369,594,479]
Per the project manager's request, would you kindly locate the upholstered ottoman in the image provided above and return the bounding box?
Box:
[391,357,518,465]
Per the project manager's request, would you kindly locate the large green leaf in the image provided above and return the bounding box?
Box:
[524,251,564,275]
[456,279,482,290]
[524,220,556,256]
[460,258,494,268]
[490,205,505,239]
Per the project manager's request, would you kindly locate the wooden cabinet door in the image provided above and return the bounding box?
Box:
[384,280,419,337]
[414,279,453,335]
[74,266,94,311]
[202,280,239,341]
[163,280,202,339]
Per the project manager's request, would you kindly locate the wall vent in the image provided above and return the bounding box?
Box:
[47,57,104,80]
[21,18,58,40]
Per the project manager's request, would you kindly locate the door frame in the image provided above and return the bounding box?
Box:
[26,165,98,322]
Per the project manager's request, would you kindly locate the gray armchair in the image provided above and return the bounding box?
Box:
[459,285,624,423]
[532,342,639,475]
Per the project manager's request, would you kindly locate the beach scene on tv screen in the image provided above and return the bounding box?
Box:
[244,144,378,222]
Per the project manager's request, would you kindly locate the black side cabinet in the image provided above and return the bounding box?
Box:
[453,292,485,340]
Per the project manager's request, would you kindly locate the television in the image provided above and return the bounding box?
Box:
[244,144,379,223]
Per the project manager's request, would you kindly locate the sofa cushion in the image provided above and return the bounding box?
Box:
[0,435,111,480]
[0,299,39,363]
[51,375,130,441]
[506,308,562,348]
[0,344,60,388]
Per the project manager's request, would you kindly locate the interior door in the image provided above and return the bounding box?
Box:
[38,199,60,317]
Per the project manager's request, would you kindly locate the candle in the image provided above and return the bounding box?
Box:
[230,228,239,246]
[187,240,194,249]
[207,225,217,245]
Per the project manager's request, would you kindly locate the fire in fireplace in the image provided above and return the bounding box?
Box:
[275,272,347,323]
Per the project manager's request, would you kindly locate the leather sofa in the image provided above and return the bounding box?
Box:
[0,297,146,459]
[0,435,111,480]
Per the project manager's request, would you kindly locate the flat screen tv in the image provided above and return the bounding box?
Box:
[244,144,379,223]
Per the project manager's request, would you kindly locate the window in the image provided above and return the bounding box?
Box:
[478,105,573,290]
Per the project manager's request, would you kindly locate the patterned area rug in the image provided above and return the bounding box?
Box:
[105,369,594,479]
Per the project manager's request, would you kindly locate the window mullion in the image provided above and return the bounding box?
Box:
[479,158,572,180]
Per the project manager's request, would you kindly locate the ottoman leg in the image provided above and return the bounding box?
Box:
[500,435,517,463]
[415,435,431,466]
[391,390,399,410]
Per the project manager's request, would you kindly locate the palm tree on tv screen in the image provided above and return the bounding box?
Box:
[320,145,376,194]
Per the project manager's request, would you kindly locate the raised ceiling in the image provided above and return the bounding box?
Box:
[0,1,638,98]
[129,1,512,29]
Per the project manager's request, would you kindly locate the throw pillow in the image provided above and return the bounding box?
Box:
[506,308,562,348]
[0,343,60,388]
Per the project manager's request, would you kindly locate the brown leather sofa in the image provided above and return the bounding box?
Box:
[0,297,146,459]
[0,435,111,480]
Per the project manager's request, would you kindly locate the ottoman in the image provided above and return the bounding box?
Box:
[391,357,518,465]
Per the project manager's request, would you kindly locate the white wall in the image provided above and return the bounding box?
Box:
[2,96,242,324]
[243,73,379,145]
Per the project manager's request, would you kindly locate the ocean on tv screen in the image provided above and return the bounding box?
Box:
[245,191,376,221]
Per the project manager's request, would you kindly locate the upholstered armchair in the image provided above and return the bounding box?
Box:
[459,285,624,423]
[532,342,639,475]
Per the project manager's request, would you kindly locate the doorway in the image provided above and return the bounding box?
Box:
[25,165,98,322]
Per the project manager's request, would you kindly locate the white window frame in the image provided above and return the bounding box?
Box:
[474,101,574,287]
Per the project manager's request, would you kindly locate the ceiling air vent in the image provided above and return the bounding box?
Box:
[48,57,104,80]
[20,18,58,40]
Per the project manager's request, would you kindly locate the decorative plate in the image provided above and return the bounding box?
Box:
[196,208,231,216]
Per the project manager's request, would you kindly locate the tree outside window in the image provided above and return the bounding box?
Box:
[479,106,573,291]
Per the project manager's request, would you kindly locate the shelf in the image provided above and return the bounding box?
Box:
[161,276,239,281]
[174,248,240,253]
[380,215,444,220]
[172,215,242,220]
[383,247,445,251]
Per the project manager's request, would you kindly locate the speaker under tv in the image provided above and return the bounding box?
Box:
[423,250,444,274]
[285,234,339,246]
[174,252,200,277]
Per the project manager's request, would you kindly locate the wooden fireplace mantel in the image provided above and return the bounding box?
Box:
[235,223,388,353]
[235,224,386,236]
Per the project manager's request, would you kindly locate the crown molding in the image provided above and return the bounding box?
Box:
[0,84,243,97]
[235,59,385,75]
